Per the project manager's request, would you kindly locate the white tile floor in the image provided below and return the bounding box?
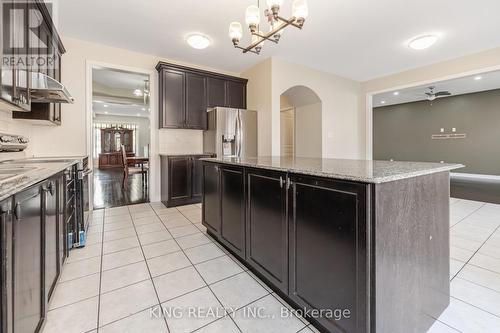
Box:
[41,198,500,333]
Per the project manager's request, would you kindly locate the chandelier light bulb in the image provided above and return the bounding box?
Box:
[292,0,309,22]
[229,22,243,44]
[245,5,260,28]
[266,0,284,7]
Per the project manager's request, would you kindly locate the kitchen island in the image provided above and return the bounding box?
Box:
[201,157,463,333]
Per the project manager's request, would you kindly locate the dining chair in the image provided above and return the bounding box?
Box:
[121,145,145,188]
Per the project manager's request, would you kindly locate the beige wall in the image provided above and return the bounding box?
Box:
[243,57,364,158]
[242,58,273,156]
[295,102,322,158]
[158,129,203,155]
[0,111,32,161]
[31,36,240,158]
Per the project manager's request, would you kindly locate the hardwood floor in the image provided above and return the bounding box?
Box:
[93,168,149,210]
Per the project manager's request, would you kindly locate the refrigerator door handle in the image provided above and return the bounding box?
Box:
[236,111,243,157]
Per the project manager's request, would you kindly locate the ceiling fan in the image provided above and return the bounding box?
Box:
[425,86,451,101]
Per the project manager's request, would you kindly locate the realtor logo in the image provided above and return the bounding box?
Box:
[2,0,57,69]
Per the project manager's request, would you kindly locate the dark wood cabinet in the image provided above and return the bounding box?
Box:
[225,80,246,109]
[13,185,44,333]
[43,180,58,305]
[202,163,220,234]
[288,175,368,333]
[246,168,288,292]
[161,155,212,207]
[186,73,207,129]
[219,166,245,259]
[11,0,66,124]
[207,77,226,108]
[156,62,247,130]
[160,69,185,129]
[1,199,14,333]
[169,157,192,201]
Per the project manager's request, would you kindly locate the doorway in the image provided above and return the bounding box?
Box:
[279,86,322,158]
[90,66,152,209]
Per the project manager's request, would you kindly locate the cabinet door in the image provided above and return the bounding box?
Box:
[202,163,220,234]
[57,174,66,267]
[13,186,44,333]
[220,166,245,259]
[191,156,204,198]
[160,69,185,128]
[207,77,226,108]
[247,169,288,292]
[288,175,368,333]
[1,199,13,333]
[226,81,246,109]
[185,73,207,130]
[169,157,191,201]
[43,180,58,303]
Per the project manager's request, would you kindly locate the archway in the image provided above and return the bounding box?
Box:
[280,85,322,158]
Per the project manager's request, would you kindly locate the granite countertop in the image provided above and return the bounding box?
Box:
[159,153,213,157]
[201,156,464,184]
[0,157,83,201]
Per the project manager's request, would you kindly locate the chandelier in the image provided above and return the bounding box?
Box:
[229,0,309,54]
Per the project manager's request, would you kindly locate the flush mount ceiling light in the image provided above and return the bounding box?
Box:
[474,75,483,81]
[186,34,211,49]
[229,0,309,55]
[408,34,439,50]
[380,100,386,104]
[393,91,399,96]
[103,104,108,108]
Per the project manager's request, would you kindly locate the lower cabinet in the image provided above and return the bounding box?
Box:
[202,162,369,333]
[288,175,368,333]
[246,168,288,292]
[202,163,220,234]
[219,166,245,259]
[43,179,58,306]
[161,155,212,207]
[13,185,44,333]
[1,199,14,333]
[1,172,67,333]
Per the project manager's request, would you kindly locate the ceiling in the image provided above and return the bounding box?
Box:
[92,67,150,118]
[58,0,500,81]
[373,70,500,107]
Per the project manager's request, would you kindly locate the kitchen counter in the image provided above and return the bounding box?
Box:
[0,157,83,201]
[202,156,463,183]
[202,157,458,333]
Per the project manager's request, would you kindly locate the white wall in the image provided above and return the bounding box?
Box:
[295,102,322,158]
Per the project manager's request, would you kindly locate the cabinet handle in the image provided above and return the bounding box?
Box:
[286,177,292,190]
[279,176,284,188]
[43,182,55,196]
[13,203,20,220]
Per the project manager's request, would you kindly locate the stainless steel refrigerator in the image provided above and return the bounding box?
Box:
[203,107,258,158]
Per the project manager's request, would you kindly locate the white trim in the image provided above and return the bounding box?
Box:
[364,64,500,161]
[85,60,159,207]
[451,172,500,181]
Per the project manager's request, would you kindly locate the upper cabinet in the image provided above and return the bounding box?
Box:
[8,0,66,125]
[156,62,248,130]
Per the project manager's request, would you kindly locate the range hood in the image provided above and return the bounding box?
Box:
[30,72,74,104]
[2,70,74,104]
